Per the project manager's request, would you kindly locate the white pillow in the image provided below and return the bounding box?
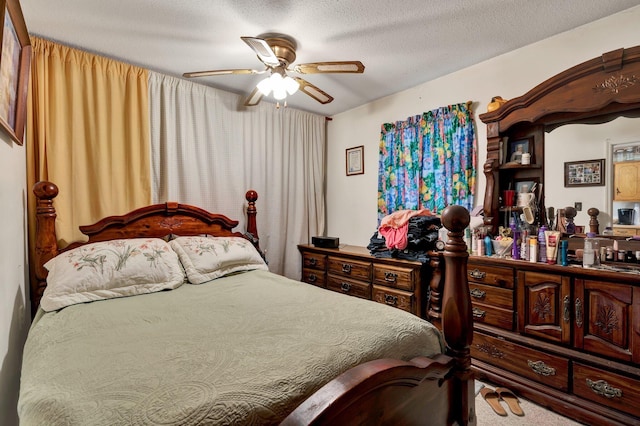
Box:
[169,236,268,284]
[41,238,185,311]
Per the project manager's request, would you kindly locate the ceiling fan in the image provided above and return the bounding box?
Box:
[183,35,365,107]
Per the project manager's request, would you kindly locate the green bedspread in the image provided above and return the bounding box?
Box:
[19,270,444,425]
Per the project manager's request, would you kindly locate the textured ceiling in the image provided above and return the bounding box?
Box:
[21,0,640,116]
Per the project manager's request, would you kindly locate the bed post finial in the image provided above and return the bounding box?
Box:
[32,181,60,315]
[245,190,260,250]
[441,204,475,425]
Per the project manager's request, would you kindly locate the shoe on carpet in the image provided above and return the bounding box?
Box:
[495,387,524,416]
[480,387,507,416]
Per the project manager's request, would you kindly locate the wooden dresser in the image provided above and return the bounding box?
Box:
[298,244,437,318]
[468,256,640,425]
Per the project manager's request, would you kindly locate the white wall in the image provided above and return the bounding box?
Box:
[0,132,29,426]
[327,6,640,245]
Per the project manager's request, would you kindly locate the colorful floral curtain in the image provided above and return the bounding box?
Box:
[378,103,476,223]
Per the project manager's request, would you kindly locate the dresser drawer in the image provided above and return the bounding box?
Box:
[302,267,326,288]
[573,363,640,418]
[471,302,514,330]
[468,282,513,310]
[372,285,414,313]
[472,332,569,391]
[327,275,371,299]
[302,252,327,270]
[328,257,372,281]
[467,262,514,289]
[372,264,415,291]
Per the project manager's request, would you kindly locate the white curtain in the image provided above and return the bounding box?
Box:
[148,72,326,278]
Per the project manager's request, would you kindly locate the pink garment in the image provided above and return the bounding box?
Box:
[378,209,433,250]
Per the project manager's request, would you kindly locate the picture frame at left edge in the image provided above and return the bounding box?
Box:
[346,145,364,176]
[0,0,31,145]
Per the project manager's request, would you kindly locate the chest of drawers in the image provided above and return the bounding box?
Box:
[299,244,431,318]
[468,256,640,425]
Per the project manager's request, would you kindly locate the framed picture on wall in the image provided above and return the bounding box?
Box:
[564,158,605,187]
[346,145,364,176]
[0,0,31,145]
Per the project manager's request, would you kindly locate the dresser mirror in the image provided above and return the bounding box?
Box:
[544,117,640,230]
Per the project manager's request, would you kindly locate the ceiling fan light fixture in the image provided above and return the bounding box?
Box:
[257,77,273,96]
[284,76,299,95]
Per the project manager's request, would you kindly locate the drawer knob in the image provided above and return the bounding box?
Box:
[341,263,352,274]
[470,288,486,299]
[575,298,583,328]
[563,295,570,323]
[469,269,486,280]
[340,282,351,292]
[384,271,398,283]
[472,307,486,319]
[384,294,398,306]
[527,360,556,376]
[308,274,317,283]
[586,379,622,399]
[309,257,317,266]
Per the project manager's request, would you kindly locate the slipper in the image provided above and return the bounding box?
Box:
[480,388,507,416]
[495,387,524,416]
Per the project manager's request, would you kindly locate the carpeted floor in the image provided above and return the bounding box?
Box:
[475,381,584,425]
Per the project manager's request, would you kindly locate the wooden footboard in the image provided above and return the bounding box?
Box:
[283,205,475,425]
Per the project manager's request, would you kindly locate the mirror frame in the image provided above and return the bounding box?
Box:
[479,46,640,233]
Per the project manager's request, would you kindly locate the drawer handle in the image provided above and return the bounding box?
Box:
[470,288,486,299]
[586,379,622,399]
[472,307,486,319]
[340,282,351,292]
[309,257,317,266]
[575,298,583,328]
[384,271,398,283]
[563,295,570,323]
[341,263,352,274]
[469,269,486,280]
[308,274,317,283]
[527,360,556,376]
[384,294,398,306]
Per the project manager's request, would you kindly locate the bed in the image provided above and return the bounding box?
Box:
[20,180,475,425]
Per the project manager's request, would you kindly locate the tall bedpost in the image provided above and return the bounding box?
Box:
[31,181,60,315]
[441,205,475,425]
[245,190,260,251]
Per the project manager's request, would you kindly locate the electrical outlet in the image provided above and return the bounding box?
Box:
[575,202,582,211]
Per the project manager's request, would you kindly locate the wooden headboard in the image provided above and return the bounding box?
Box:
[30,181,260,315]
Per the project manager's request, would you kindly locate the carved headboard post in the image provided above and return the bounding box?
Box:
[245,190,260,252]
[31,181,60,315]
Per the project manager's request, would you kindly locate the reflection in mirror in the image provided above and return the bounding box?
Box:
[544,117,640,232]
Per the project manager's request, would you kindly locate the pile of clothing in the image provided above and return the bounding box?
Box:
[368,209,441,263]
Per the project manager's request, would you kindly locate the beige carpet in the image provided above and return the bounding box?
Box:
[475,381,584,425]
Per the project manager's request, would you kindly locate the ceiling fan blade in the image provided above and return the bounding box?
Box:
[294,77,334,104]
[244,87,263,107]
[241,36,280,67]
[183,69,265,78]
[292,61,365,74]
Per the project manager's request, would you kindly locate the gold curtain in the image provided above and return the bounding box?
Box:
[26,36,151,250]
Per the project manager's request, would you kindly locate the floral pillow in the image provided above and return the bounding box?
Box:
[41,238,185,311]
[169,236,268,284]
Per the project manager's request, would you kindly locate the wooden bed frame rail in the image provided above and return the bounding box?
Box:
[30,181,475,425]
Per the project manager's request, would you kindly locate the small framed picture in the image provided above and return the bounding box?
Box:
[346,145,364,176]
[564,159,605,187]
[515,180,535,194]
[506,138,532,164]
